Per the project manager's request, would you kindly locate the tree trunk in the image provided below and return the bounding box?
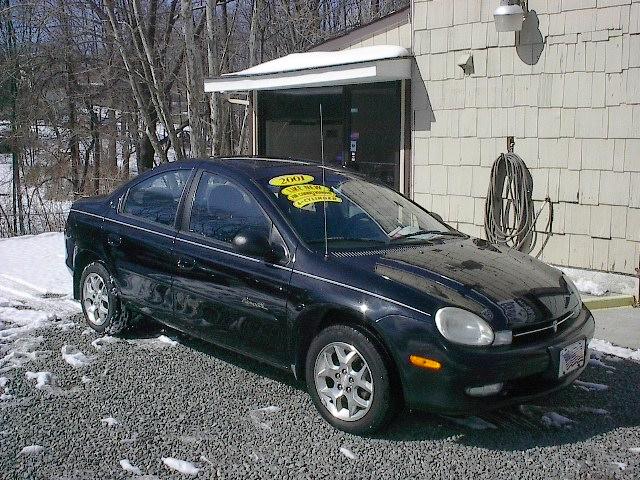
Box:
[181,0,207,158]
[105,108,117,179]
[205,0,220,156]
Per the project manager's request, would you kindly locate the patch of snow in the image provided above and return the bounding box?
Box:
[19,445,45,455]
[629,447,640,454]
[101,417,119,427]
[579,407,609,416]
[588,356,616,370]
[249,405,281,430]
[91,336,119,350]
[574,380,609,392]
[444,415,497,430]
[590,339,640,361]
[81,375,92,384]
[81,328,94,336]
[541,411,574,428]
[128,335,178,349]
[0,233,73,296]
[574,279,607,296]
[557,265,637,296]
[25,371,56,390]
[611,462,627,470]
[162,457,200,476]
[157,335,178,346]
[339,447,356,460]
[119,459,142,475]
[61,345,94,368]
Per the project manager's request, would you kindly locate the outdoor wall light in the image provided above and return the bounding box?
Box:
[494,0,526,32]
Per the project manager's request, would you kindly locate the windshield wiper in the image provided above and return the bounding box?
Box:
[392,230,466,241]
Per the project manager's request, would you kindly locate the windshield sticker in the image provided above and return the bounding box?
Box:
[293,193,342,209]
[281,184,330,196]
[269,174,314,187]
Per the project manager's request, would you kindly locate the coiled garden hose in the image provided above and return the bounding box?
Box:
[484,152,553,256]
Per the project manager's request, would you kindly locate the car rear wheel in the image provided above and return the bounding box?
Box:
[80,262,130,335]
[305,324,398,434]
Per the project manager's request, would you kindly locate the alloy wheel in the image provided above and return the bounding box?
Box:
[82,272,109,326]
[313,341,374,422]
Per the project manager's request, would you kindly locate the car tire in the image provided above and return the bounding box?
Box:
[79,262,130,335]
[305,324,398,435]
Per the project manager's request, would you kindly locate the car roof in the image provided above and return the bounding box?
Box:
[194,156,363,183]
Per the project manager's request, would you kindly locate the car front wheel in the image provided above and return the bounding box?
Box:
[305,324,398,434]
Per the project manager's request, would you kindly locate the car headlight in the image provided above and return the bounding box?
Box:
[435,307,494,346]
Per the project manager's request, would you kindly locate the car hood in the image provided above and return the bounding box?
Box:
[331,237,579,328]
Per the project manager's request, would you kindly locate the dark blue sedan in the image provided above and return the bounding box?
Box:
[65,158,595,434]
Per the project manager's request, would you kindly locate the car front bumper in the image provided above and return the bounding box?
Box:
[375,306,595,414]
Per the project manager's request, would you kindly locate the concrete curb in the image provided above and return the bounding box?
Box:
[583,295,637,310]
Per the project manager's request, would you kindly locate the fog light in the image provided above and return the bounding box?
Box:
[465,383,504,397]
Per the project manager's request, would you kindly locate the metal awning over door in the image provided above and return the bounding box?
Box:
[204,45,411,93]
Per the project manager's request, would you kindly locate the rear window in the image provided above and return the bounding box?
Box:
[123,170,191,226]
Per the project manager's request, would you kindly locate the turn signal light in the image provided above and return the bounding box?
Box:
[409,355,442,371]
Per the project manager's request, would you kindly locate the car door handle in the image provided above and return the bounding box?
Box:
[107,234,122,247]
[177,257,196,271]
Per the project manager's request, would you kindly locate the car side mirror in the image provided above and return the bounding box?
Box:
[232,229,271,258]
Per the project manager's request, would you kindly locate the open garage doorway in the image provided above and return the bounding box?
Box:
[257,81,403,191]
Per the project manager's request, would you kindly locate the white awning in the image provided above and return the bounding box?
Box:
[204,45,411,93]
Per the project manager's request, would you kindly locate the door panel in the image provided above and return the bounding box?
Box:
[172,236,291,365]
[103,216,176,324]
[102,169,191,325]
[171,170,292,366]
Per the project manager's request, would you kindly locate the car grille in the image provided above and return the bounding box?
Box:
[511,311,576,344]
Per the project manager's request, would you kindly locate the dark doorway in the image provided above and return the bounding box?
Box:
[257,81,401,190]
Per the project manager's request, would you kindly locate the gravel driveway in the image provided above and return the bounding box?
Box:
[1,314,639,479]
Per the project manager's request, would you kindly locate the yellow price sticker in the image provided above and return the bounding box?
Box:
[293,193,342,209]
[281,184,330,196]
[269,174,314,187]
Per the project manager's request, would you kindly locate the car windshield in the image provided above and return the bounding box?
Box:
[260,170,462,250]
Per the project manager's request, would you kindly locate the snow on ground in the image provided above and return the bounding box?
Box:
[558,265,638,296]
[19,445,45,455]
[249,405,281,431]
[119,459,142,475]
[25,371,56,390]
[339,447,357,460]
[100,417,119,427]
[162,457,201,476]
[573,380,609,392]
[0,232,73,297]
[590,339,640,361]
[541,412,574,429]
[61,345,94,368]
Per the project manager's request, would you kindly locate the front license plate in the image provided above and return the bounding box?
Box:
[558,339,586,378]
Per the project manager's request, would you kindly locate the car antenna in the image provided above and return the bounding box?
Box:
[320,102,329,259]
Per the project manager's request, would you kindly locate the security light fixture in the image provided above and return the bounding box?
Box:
[494,0,526,32]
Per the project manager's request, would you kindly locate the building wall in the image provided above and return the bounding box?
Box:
[411,0,640,275]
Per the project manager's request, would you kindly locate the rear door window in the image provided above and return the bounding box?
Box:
[123,170,191,226]
[188,172,271,244]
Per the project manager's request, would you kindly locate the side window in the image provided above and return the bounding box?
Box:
[123,170,191,226]
[189,172,271,244]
